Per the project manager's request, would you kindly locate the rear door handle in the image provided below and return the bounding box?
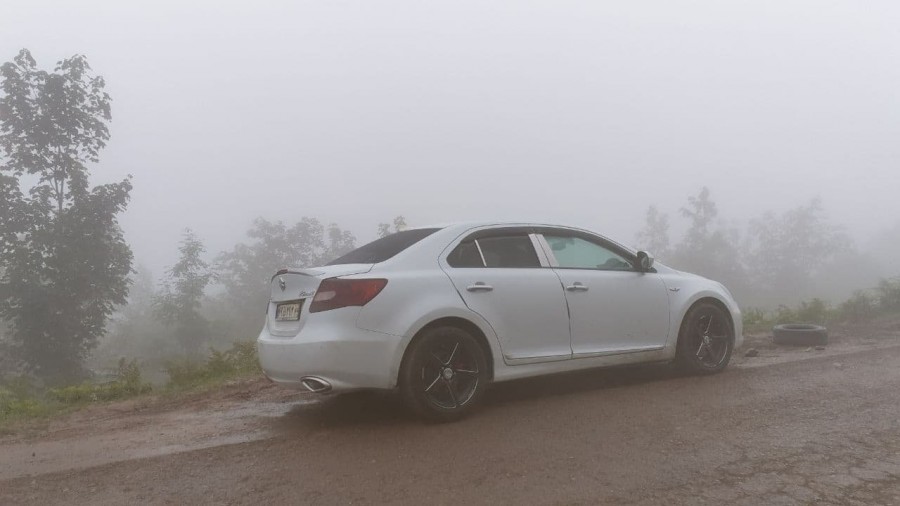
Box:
[467,282,494,292]
[566,282,589,292]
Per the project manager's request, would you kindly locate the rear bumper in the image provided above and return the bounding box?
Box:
[257,324,404,392]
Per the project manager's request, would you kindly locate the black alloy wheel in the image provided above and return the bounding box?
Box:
[400,326,488,422]
[676,302,735,374]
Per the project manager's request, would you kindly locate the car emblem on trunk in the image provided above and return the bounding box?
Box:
[278,276,287,291]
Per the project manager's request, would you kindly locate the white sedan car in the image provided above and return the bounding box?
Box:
[258,222,742,421]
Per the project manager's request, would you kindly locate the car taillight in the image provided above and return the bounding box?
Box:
[309,278,388,313]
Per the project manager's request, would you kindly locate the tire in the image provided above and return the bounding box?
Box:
[399,326,489,422]
[675,302,735,375]
[772,324,828,346]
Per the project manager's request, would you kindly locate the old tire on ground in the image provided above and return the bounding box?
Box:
[399,326,489,422]
[675,302,735,375]
[772,324,828,346]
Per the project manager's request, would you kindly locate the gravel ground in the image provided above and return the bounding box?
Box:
[2,324,900,505]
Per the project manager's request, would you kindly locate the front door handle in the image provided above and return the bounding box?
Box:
[467,282,494,292]
[566,282,589,292]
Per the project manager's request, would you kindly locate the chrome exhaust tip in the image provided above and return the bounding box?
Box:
[300,376,332,393]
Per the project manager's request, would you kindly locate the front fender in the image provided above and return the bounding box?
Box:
[669,288,743,350]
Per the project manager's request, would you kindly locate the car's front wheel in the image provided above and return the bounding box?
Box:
[675,302,735,374]
[399,326,489,422]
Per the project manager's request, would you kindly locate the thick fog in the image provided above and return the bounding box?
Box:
[3,0,899,276]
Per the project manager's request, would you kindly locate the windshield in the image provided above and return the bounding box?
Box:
[327,228,441,265]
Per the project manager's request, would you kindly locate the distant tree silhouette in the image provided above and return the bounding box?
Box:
[154,230,213,357]
[378,215,407,238]
[635,206,671,259]
[213,217,356,341]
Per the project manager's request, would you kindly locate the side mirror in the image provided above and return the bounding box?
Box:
[636,251,655,272]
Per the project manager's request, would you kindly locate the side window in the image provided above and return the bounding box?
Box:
[478,235,540,268]
[447,241,483,268]
[544,235,633,271]
[447,234,541,268]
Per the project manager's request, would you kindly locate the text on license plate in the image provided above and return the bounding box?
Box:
[275,302,301,321]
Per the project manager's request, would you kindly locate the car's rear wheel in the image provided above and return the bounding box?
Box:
[675,302,734,374]
[399,326,488,422]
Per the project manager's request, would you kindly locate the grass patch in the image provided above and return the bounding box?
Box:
[0,383,55,425]
[742,277,900,333]
[0,359,153,428]
[742,298,833,334]
[48,359,152,405]
[1,340,261,430]
[165,341,261,391]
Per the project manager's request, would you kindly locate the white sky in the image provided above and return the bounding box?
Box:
[2,1,899,274]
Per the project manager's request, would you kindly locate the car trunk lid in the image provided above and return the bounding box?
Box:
[268,264,374,303]
[266,264,374,337]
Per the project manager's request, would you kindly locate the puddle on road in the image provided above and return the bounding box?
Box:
[7,339,900,482]
[0,397,325,481]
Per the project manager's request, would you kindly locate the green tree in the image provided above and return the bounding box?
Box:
[378,215,407,238]
[679,187,718,249]
[324,222,357,262]
[876,277,900,313]
[92,265,173,369]
[0,49,132,382]
[745,198,847,303]
[670,187,748,301]
[635,206,671,258]
[154,230,213,357]
[213,217,356,341]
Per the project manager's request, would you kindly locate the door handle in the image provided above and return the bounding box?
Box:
[566,282,589,292]
[466,282,494,292]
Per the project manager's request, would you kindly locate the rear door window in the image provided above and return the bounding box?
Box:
[447,234,540,268]
[446,241,484,267]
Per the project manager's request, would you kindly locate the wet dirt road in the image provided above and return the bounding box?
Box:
[3,339,900,505]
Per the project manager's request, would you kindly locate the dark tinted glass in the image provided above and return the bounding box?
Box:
[447,241,483,267]
[478,236,540,268]
[327,228,440,265]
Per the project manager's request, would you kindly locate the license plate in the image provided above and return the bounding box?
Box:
[275,301,301,321]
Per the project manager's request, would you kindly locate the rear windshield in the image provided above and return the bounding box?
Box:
[327,228,441,265]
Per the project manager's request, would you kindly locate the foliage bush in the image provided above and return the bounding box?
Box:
[877,278,900,313]
[0,379,52,422]
[837,290,878,323]
[48,358,152,405]
[165,341,260,390]
[796,298,831,323]
[741,308,767,327]
[773,305,799,324]
[742,277,900,332]
[743,300,832,330]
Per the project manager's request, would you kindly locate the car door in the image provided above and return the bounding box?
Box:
[442,229,572,364]
[539,230,670,357]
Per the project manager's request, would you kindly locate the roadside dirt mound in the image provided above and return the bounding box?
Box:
[735,314,900,368]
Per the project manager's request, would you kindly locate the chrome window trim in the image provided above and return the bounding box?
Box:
[473,239,488,267]
[441,225,564,269]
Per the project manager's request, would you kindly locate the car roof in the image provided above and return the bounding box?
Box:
[414,221,587,232]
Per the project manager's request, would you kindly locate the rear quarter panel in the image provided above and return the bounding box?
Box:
[354,269,502,388]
